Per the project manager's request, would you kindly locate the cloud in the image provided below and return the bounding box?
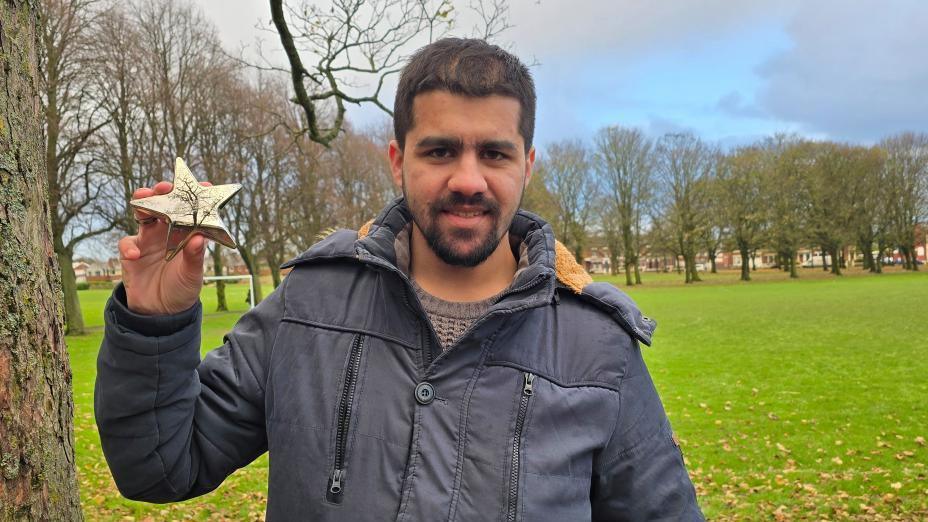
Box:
[716,91,767,119]
[754,1,928,141]
[506,1,794,61]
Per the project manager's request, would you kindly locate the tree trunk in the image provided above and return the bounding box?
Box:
[821,246,829,271]
[238,247,264,304]
[739,246,751,282]
[859,240,874,272]
[789,251,799,279]
[709,254,717,274]
[910,244,920,271]
[633,262,642,284]
[56,246,84,335]
[690,253,701,282]
[211,247,227,312]
[0,2,82,517]
[831,247,842,275]
[266,253,281,289]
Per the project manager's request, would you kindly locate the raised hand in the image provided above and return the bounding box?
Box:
[118,181,211,315]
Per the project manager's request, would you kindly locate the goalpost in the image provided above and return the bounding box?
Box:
[203,274,256,309]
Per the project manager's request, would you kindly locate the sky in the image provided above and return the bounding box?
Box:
[197,0,928,150]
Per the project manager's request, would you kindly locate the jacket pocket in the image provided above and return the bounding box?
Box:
[507,372,535,521]
[326,333,366,504]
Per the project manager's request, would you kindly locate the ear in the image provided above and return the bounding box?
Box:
[523,146,535,188]
[388,140,404,189]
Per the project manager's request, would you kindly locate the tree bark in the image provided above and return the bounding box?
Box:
[739,246,751,281]
[789,251,799,279]
[0,2,82,517]
[237,246,263,304]
[266,252,281,289]
[633,262,642,284]
[690,255,702,282]
[211,246,227,312]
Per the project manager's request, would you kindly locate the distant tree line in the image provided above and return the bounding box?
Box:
[523,129,928,285]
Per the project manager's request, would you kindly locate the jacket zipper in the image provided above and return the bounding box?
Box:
[326,334,365,503]
[507,372,535,521]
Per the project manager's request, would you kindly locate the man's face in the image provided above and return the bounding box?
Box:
[389,91,535,267]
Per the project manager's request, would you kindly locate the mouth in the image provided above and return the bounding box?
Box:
[440,207,491,226]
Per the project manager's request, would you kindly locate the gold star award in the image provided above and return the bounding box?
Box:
[130,157,242,261]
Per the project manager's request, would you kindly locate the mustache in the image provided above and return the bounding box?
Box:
[432,193,500,214]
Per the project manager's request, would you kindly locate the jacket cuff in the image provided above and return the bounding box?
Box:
[107,283,201,339]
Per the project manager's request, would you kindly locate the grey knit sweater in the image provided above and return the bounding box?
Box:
[411,279,502,350]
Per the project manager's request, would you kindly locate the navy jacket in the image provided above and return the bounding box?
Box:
[95,199,704,521]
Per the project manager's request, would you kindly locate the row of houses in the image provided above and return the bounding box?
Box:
[73,251,264,285]
[583,243,928,275]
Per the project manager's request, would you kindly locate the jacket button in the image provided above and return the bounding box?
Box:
[415,382,435,405]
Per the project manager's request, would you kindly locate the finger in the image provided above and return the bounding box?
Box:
[180,234,207,273]
[153,181,173,194]
[118,235,141,261]
[200,181,213,187]
[131,187,154,200]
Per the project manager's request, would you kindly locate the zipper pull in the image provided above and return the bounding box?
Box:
[330,468,344,494]
[523,373,535,396]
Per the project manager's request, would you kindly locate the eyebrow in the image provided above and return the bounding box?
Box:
[415,136,463,149]
[414,136,518,152]
[478,140,518,152]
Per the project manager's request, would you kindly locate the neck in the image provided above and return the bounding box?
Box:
[410,224,517,302]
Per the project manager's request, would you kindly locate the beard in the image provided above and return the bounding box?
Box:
[407,191,507,267]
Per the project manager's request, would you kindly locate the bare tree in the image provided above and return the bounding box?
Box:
[135,0,227,162]
[269,0,510,146]
[764,135,812,278]
[322,123,397,228]
[194,60,249,309]
[1,1,82,516]
[41,0,116,335]
[539,140,598,261]
[719,145,768,281]
[840,145,886,273]
[654,133,712,283]
[594,126,654,285]
[881,132,928,271]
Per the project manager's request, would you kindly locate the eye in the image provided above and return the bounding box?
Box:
[426,148,454,159]
[481,149,509,161]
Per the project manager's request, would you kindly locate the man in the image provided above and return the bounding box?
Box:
[96,38,703,521]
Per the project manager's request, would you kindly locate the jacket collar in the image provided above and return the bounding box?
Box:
[282,197,655,345]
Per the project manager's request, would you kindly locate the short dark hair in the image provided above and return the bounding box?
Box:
[393,38,536,153]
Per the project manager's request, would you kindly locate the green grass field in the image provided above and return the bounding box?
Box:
[68,269,928,520]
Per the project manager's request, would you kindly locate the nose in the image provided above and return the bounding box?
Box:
[446,151,488,196]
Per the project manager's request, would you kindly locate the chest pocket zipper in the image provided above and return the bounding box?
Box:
[507,372,535,521]
[326,334,365,504]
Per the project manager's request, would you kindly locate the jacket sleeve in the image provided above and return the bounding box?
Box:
[94,281,284,502]
[590,343,704,521]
